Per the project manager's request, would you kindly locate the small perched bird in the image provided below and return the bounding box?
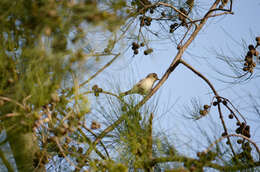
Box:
[120,73,159,97]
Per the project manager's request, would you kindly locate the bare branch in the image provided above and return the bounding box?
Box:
[54,137,80,170]
[79,53,121,88]
[204,134,260,160]
[0,96,25,110]
[180,60,218,96]
[82,124,110,159]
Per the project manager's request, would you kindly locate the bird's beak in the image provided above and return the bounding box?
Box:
[156,76,159,80]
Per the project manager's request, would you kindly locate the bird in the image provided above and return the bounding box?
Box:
[120,73,159,97]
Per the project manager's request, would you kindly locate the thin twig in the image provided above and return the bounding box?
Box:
[0,113,20,120]
[54,137,80,170]
[79,53,120,88]
[223,97,247,123]
[204,134,260,160]
[0,96,25,109]
[82,124,110,159]
[189,11,233,24]
[180,60,218,96]
[78,128,106,160]
[158,2,198,28]
[180,59,236,156]
[217,103,236,156]
[82,90,127,106]
[177,23,193,49]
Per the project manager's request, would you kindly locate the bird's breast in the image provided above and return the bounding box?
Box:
[140,79,154,90]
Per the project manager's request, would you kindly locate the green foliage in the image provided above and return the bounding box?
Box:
[89,159,128,172]
[0,0,128,110]
[0,0,129,171]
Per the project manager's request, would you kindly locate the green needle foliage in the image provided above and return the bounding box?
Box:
[0,0,128,171]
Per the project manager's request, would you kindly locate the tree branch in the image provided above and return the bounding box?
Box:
[79,53,120,88]
[180,60,218,96]
[204,134,260,160]
[180,59,236,156]
[82,124,110,159]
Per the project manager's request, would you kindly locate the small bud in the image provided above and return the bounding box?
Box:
[161,12,166,17]
[121,106,127,112]
[243,67,249,71]
[97,88,103,92]
[248,44,255,51]
[228,114,233,119]
[213,101,218,106]
[91,121,101,130]
[104,48,110,53]
[246,51,253,58]
[250,49,256,56]
[132,42,139,49]
[144,48,153,55]
[235,127,241,134]
[197,152,202,157]
[173,23,178,27]
[199,109,207,116]
[170,24,175,29]
[78,147,83,154]
[92,85,98,91]
[134,49,139,55]
[203,104,210,110]
[237,139,243,144]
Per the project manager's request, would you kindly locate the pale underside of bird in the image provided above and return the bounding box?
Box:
[120,73,159,97]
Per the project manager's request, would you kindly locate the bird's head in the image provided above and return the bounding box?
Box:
[147,73,159,81]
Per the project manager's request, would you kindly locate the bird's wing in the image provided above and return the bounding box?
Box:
[136,78,145,87]
[120,78,146,97]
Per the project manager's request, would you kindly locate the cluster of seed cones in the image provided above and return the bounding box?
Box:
[131,42,153,55]
[243,37,260,73]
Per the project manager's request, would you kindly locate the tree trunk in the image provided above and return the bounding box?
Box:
[5,117,45,172]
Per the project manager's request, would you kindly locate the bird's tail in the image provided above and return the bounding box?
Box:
[119,90,133,97]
